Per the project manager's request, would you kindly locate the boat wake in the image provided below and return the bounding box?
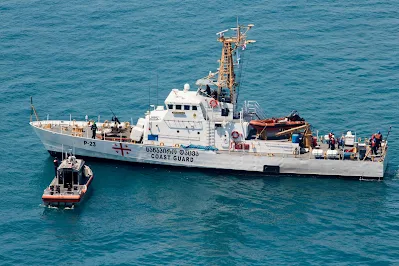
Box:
[39,204,75,210]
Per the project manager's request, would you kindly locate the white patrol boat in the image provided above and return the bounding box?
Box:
[30,24,389,180]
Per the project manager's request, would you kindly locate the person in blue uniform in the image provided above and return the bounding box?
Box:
[91,122,97,139]
[338,134,345,149]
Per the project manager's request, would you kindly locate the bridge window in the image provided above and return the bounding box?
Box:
[184,105,190,110]
[168,104,173,110]
[176,105,182,110]
[192,106,197,110]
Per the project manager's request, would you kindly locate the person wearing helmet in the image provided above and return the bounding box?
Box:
[91,121,98,139]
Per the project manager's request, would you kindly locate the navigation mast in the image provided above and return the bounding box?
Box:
[216,24,255,116]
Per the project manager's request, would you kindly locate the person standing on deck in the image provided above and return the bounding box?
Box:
[53,157,59,177]
[328,131,333,147]
[338,134,345,149]
[375,131,383,151]
[330,134,336,150]
[370,134,377,155]
[91,122,97,139]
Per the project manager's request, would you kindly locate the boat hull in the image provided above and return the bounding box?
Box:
[32,123,385,180]
[42,174,94,207]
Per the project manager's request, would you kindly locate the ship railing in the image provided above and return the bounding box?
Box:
[156,135,201,141]
[243,101,267,120]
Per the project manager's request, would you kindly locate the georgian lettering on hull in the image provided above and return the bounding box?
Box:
[146,147,199,163]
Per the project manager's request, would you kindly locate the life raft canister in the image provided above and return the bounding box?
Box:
[231,131,240,139]
[209,99,218,108]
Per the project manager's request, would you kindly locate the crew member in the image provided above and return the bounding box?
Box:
[328,131,333,147]
[375,131,383,150]
[211,90,218,100]
[205,85,211,96]
[312,136,318,148]
[53,157,59,177]
[330,134,336,150]
[338,134,345,149]
[91,121,97,139]
[370,134,377,155]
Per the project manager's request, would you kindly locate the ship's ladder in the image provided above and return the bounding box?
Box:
[207,122,215,147]
[205,106,216,147]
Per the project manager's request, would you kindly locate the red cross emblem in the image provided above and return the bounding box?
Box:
[112,143,131,156]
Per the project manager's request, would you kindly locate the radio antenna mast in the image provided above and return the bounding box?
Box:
[216,23,255,117]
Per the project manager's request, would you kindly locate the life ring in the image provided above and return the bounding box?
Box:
[160,142,164,146]
[231,131,240,139]
[124,121,130,128]
[174,144,180,148]
[209,99,218,108]
[193,113,197,119]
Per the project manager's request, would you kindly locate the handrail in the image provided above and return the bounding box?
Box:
[243,100,267,120]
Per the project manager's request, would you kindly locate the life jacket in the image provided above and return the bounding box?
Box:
[330,138,335,145]
[371,139,376,147]
[375,133,382,140]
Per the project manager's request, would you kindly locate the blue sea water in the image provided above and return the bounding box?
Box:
[1,0,399,264]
